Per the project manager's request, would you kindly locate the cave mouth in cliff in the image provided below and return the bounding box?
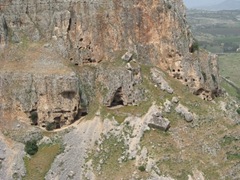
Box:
[30,110,38,125]
[61,91,76,100]
[110,87,124,107]
[54,117,61,129]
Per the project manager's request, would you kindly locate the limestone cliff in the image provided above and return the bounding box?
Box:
[0,0,220,100]
[0,45,81,129]
[0,2,239,180]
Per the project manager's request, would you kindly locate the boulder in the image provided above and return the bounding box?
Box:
[148,112,170,131]
[151,68,174,94]
[175,104,195,122]
[121,52,133,62]
[164,100,172,113]
[172,97,179,104]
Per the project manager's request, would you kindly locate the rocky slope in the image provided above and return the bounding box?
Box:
[0,0,239,180]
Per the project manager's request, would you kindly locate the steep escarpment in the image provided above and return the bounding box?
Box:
[0,1,239,180]
[0,0,220,100]
[0,44,81,129]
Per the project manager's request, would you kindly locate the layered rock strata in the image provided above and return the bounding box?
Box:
[0,45,81,129]
[0,0,220,100]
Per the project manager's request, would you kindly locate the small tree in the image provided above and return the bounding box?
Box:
[46,122,56,131]
[190,40,199,53]
[25,140,38,155]
[237,108,240,115]
[138,165,146,172]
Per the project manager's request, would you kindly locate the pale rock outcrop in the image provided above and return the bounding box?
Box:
[151,68,174,94]
[148,112,170,131]
[0,132,26,180]
[175,104,195,122]
[172,96,179,103]
[164,99,173,113]
[188,169,205,180]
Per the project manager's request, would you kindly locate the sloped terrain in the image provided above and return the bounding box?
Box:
[0,0,239,180]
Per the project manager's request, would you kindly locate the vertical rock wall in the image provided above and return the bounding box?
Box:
[0,0,220,99]
[0,72,80,128]
[0,0,221,129]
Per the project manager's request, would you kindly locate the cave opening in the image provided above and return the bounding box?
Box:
[67,18,72,32]
[74,108,88,121]
[110,87,124,107]
[54,117,61,129]
[29,110,38,125]
[61,91,76,100]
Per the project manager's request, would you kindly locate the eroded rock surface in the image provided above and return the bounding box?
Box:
[0,132,26,180]
[148,112,170,131]
[0,45,81,129]
[151,68,174,94]
[175,104,196,122]
[0,0,220,100]
[98,65,143,107]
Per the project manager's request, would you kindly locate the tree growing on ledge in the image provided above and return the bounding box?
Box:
[190,40,199,53]
[25,140,38,156]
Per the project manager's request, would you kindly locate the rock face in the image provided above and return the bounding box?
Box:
[151,68,174,94]
[0,132,26,179]
[98,64,143,106]
[0,71,80,128]
[0,45,81,129]
[0,0,220,100]
[0,72,79,128]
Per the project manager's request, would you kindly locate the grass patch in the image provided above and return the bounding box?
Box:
[215,36,240,44]
[23,144,62,180]
[202,166,220,180]
[220,80,239,98]
[219,53,240,87]
[220,135,239,147]
[90,135,136,179]
[227,152,240,160]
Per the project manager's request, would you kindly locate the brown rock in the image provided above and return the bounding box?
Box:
[0,0,220,99]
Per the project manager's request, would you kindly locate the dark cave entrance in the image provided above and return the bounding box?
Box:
[110,87,124,107]
[54,117,61,129]
[29,110,38,125]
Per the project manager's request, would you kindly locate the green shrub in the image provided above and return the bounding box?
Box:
[190,40,199,53]
[221,135,238,146]
[25,140,38,156]
[227,152,240,160]
[237,108,240,115]
[138,165,146,172]
[46,122,56,131]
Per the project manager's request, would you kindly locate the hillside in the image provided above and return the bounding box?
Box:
[0,0,239,180]
[190,0,240,10]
